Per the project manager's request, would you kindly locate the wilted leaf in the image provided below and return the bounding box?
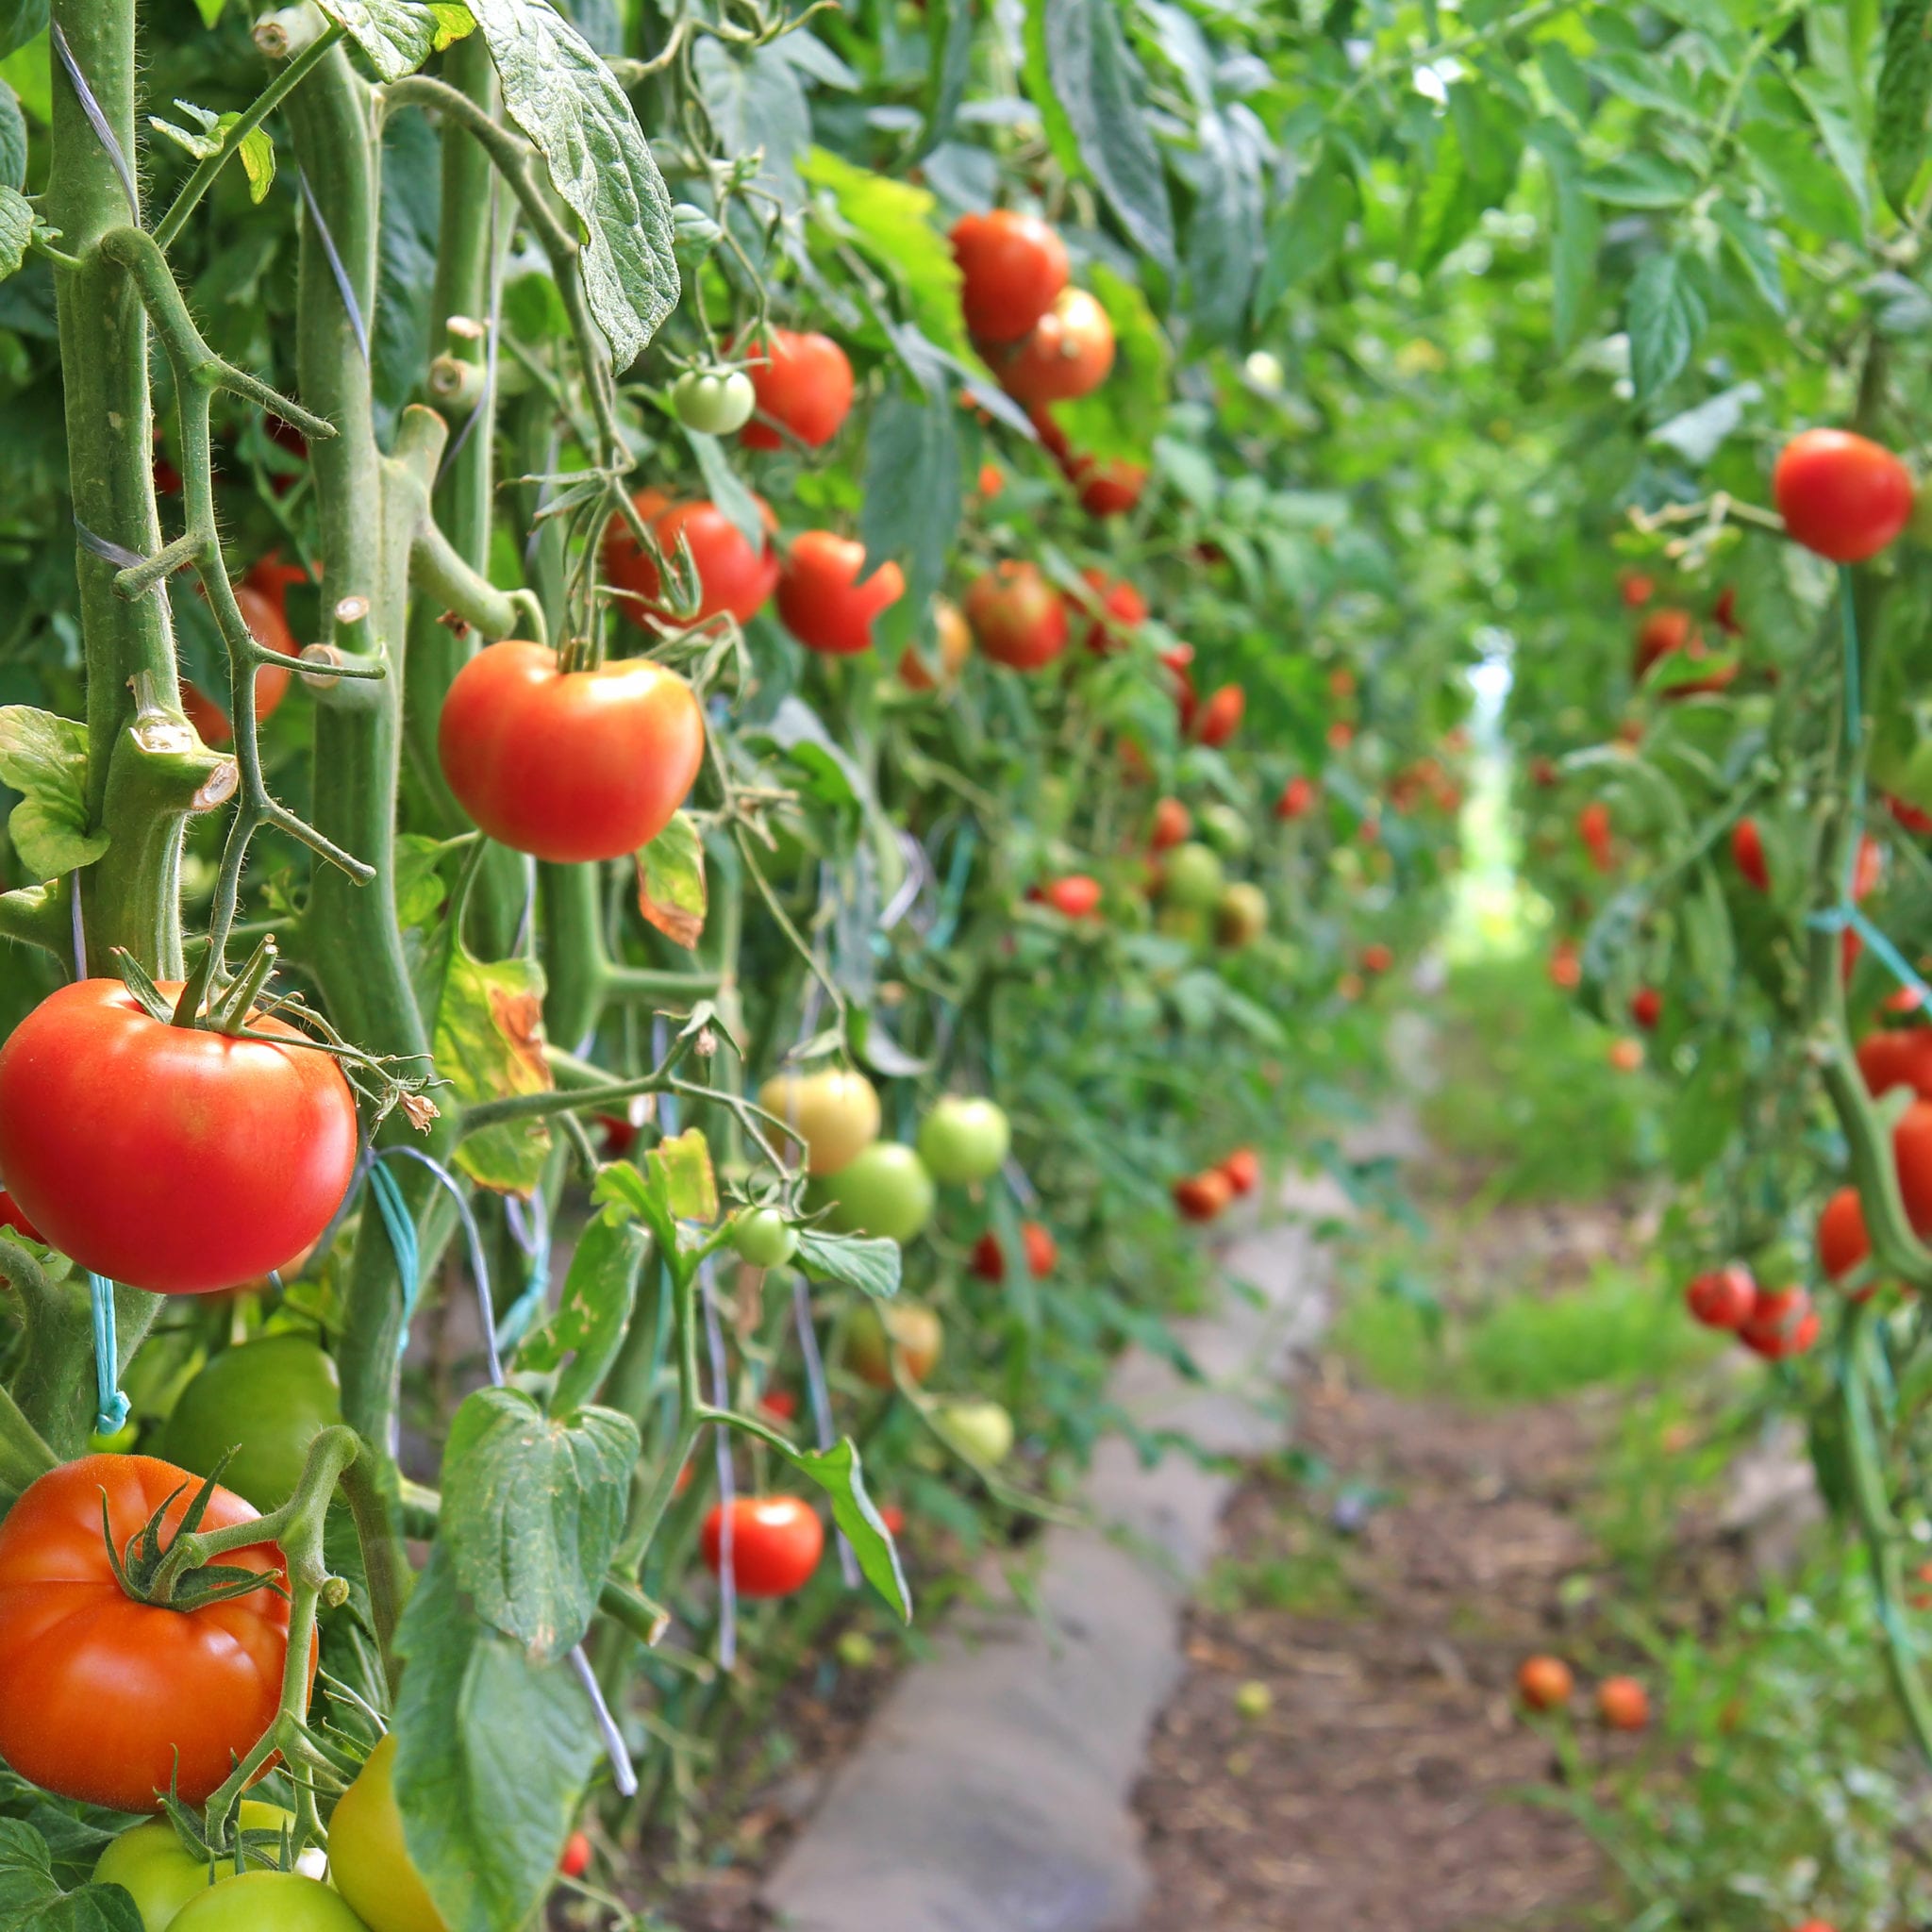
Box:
[434,947,552,1193]
[636,811,707,948]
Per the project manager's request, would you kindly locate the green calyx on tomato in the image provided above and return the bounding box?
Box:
[94,1802,295,1932]
[154,1334,343,1512]
[671,368,757,436]
[810,1142,936,1244]
[915,1096,1011,1187]
[327,1734,450,1932]
[730,1205,799,1269]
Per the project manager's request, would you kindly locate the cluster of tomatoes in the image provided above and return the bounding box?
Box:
[1515,1653,1650,1732]
[1172,1146,1259,1223]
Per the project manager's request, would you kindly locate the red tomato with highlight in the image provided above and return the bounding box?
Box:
[951,209,1069,343]
[1074,457,1147,517]
[1731,817,1770,891]
[559,1831,592,1880]
[1194,684,1244,748]
[1595,1675,1650,1732]
[181,579,300,748]
[1221,1148,1259,1196]
[1039,874,1102,920]
[0,1456,309,1810]
[440,640,704,862]
[991,289,1116,407]
[777,532,906,655]
[1517,1655,1573,1710]
[1685,1265,1755,1330]
[1173,1171,1233,1222]
[1082,571,1147,654]
[1630,987,1662,1031]
[606,491,779,629]
[739,328,855,450]
[701,1496,824,1599]
[0,980,358,1295]
[1774,428,1914,563]
[964,561,1069,671]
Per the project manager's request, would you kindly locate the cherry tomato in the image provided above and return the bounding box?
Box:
[1081,571,1147,655]
[777,531,905,655]
[0,980,357,1295]
[1595,1675,1650,1731]
[180,579,301,749]
[934,1398,1013,1466]
[990,289,1115,408]
[1740,1284,1819,1358]
[1516,1655,1573,1711]
[1774,428,1914,563]
[671,368,757,436]
[756,1068,881,1175]
[1221,1148,1259,1196]
[318,1734,446,1932]
[1630,987,1662,1030]
[1173,1171,1233,1222]
[759,1388,798,1424]
[730,1206,799,1270]
[1632,607,1694,681]
[963,561,1068,671]
[559,1831,592,1881]
[1361,942,1395,976]
[971,1220,1057,1282]
[1853,831,1882,901]
[438,640,705,863]
[701,1496,824,1598]
[1150,798,1191,852]
[1074,457,1147,518]
[1619,572,1654,608]
[170,1873,369,1932]
[977,461,1005,499]
[1607,1038,1644,1073]
[154,1335,342,1511]
[879,1504,908,1537]
[898,597,973,691]
[1859,1026,1932,1101]
[814,1142,936,1243]
[1895,1100,1932,1236]
[1039,874,1102,920]
[93,1801,295,1932]
[1731,816,1770,891]
[1548,943,1581,991]
[0,1456,310,1810]
[0,1191,40,1241]
[739,328,854,450]
[951,209,1069,343]
[1685,1265,1756,1329]
[1194,684,1244,748]
[1275,776,1316,821]
[605,490,779,629]
[846,1301,941,1388]
[1818,1188,1871,1291]
[1214,883,1267,949]
[916,1096,1011,1187]
[1160,842,1224,911]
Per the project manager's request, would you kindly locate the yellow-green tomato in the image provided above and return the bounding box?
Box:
[1197,802,1252,858]
[757,1069,881,1175]
[671,368,757,436]
[730,1206,798,1269]
[153,1334,342,1510]
[846,1301,942,1389]
[1159,841,1224,910]
[815,1143,935,1243]
[1214,882,1268,949]
[169,1872,371,1932]
[326,1736,449,1932]
[935,1398,1014,1467]
[94,1803,294,1932]
[915,1096,1010,1187]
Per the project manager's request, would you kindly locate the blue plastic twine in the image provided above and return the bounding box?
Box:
[89,1274,129,1437]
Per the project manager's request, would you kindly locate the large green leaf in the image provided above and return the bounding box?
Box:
[1186,107,1266,339]
[1625,251,1705,403]
[393,1547,601,1932]
[467,0,678,368]
[1255,147,1354,320]
[692,36,809,210]
[0,2,42,62]
[1022,0,1174,270]
[784,1438,910,1620]
[513,1211,644,1413]
[0,1820,142,1932]
[1876,0,1932,216]
[859,382,960,653]
[1410,86,1523,275]
[0,707,107,878]
[440,1385,639,1662]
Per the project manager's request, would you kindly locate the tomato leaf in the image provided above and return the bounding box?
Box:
[0,1818,143,1932]
[858,380,960,651]
[791,1227,900,1300]
[782,1437,910,1621]
[308,0,474,82]
[1625,250,1705,403]
[392,1546,601,1932]
[440,1385,638,1663]
[0,5,44,64]
[1876,0,1932,215]
[0,81,25,192]
[649,1126,717,1224]
[1256,146,1355,322]
[434,946,553,1195]
[513,1212,645,1414]
[635,810,707,948]
[0,706,108,878]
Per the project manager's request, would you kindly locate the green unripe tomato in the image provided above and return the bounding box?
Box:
[1159,841,1224,911]
[836,1630,877,1668]
[327,1735,450,1932]
[1197,802,1252,858]
[731,1206,798,1269]
[169,1873,371,1932]
[934,1398,1014,1467]
[671,368,757,436]
[153,1334,342,1511]
[812,1142,936,1244]
[94,1803,294,1932]
[846,1300,942,1388]
[915,1096,1011,1187]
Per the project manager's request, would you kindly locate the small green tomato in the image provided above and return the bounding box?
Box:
[672,369,757,436]
[731,1206,799,1269]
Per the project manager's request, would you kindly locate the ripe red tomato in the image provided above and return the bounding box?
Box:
[1890,793,1932,836]
[0,1191,39,1241]
[1516,1655,1573,1710]
[1685,1265,1755,1329]
[759,1388,798,1424]
[1740,1284,1819,1359]
[1852,831,1882,901]
[1194,684,1244,748]
[1150,798,1191,853]
[1361,941,1394,976]
[951,209,1069,343]
[1221,1148,1259,1196]
[439,640,705,862]
[1633,608,1695,682]
[978,461,1005,499]
[899,596,973,691]
[1630,987,1662,1030]
[1607,1038,1644,1074]
[701,1496,824,1598]
[991,289,1116,407]
[964,561,1069,671]
[1577,800,1612,871]
[1595,1675,1650,1731]
[1163,642,1198,730]
[1549,942,1581,991]
[1619,572,1655,608]
[1326,719,1355,751]
[1895,1100,1932,1236]
[739,328,855,450]
[1774,428,1914,563]
[1074,457,1147,517]
[1275,776,1316,821]
[971,1220,1057,1283]
[0,980,357,1295]
[1081,570,1147,654]
[181,579,300,748]
[1174,1171,1233,1222]
[1818,1187,1871,1290]
[1859,1027,1932,1101]
[1731,817,1770,891]
[560,1830,592,1881]
[1039,874,1102,919]
[879,1504,908,1537]
[605,490,779,629]
[777,531,906,655]
[0,1456,308,1810]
